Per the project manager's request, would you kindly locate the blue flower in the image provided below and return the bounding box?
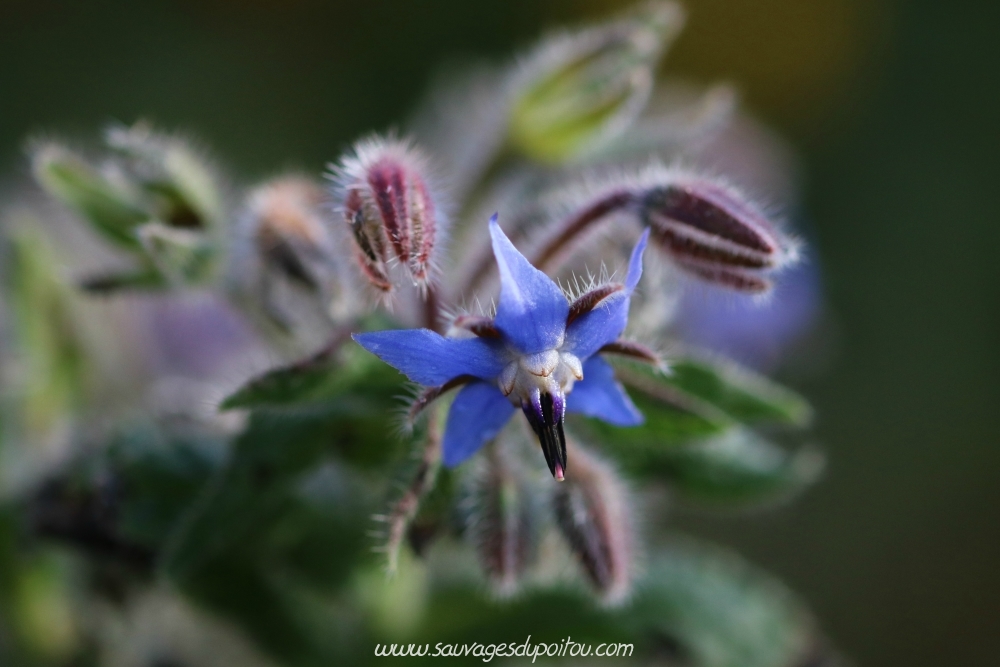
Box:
[354,215,649,479]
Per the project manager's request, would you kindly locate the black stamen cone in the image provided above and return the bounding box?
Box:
[522,392,567,479]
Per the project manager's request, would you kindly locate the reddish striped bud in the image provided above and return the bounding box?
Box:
[553,441,634,604]
[466,444,538,596]
[640,177,797,293]
[330,137,440,294]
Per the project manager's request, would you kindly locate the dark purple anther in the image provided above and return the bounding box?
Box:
[521,390,567,480]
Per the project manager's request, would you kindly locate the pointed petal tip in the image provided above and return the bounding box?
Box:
[626,229,650,290]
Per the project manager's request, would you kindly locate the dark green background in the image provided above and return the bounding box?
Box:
[2,0,997,664]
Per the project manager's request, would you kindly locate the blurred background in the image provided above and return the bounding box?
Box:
[0,0,997,665]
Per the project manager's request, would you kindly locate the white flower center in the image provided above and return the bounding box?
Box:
[497,348,584,405]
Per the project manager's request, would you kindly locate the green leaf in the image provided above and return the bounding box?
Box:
[108,428,224,550]
[655,428,824,506]
[568,390,730,468]
[614,352,813,428]
[165,347,415,582]
[31,143,148,249]
[2,230,88,438]
[160,411,346,582]
[629,539,828,667]
[220,338,402,411]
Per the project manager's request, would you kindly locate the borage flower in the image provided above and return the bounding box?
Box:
[354,215,651,480]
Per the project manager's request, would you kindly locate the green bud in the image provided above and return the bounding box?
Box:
[136,221,215,285]
[30,143,147,249]
[508,1,684,162]
[105,122,225,233]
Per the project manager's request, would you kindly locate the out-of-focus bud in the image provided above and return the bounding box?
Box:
[552,441,634,604]
[233,176,352,333]
[136,222,214,285]
[466,444,538,596]
[329,137,441,295]
[248,177,335,292]
[640,176,799,293]
[30,143,147,250]
[105,122,225,233]
[508,1,684,163]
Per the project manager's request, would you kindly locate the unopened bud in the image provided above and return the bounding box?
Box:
[136,222,213,285]
[467,444,537,596]
[30,142,147,249]
[329,137,440,294]
[553,442,634,604]
[247,177,334,291]
[640,177,797,293]
[105,122,225,232]
[509,1,684,162]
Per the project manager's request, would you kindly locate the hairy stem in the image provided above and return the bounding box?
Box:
[381,413,442,574]
[530,189,638,273]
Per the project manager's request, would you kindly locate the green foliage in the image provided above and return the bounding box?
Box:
[1,230,88,438]
[629,540,824,667]
[651,429,824,506]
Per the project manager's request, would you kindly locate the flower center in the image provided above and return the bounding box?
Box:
[496,349,583,480]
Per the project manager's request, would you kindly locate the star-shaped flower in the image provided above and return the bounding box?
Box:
[354,215,650,479]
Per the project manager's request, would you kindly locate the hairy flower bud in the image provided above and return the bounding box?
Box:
[553,442,634,604]
[329,137,440,294]
[30,142,148,250]
[247,177,334,291]
[509,1,684,162]
[466,444,538,595]
[105,122,225,233]
[640,177,798,293]
[233,176,354,331]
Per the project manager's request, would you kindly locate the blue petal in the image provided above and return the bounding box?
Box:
[353,329,507,386]
[564,229,649,360]
[489,215,569,354]
[567,356,644,426]
[442,381,516,467]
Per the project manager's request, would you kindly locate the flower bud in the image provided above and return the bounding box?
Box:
[136,222,213,285]
[30,142,147,250]
[552,441,634,604]
[509,1,684,162]
[329,137,440,294]
[247,177,335,292]
[232,176,355,332]
[104,122,225,233]
[640,177,797,293]
[466,444,538,596]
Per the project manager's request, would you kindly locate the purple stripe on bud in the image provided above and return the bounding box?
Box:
[640,179,795,290]
[673,257,773,294]
[331,137,439,293]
